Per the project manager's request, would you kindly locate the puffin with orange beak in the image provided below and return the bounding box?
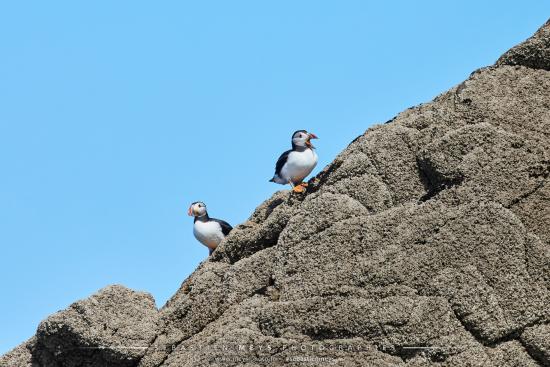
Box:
[188,201,232,255]
[270,130,319,193]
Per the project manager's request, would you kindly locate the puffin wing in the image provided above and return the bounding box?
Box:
[273,149,292,177]
[211,218,233,236]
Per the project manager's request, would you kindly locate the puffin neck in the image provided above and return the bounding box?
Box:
[292,144,309,152]
[194,213,210,222]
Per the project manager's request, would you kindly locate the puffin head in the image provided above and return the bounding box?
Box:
[292,130,318,149]
[188,201,207,217]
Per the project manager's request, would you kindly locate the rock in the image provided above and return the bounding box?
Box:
[30,285,157,367]
[497,18,550,71]
[3,18,550,367]
[0,338,37,367]
[521,324,550,366]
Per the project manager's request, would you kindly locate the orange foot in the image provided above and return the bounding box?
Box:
[292,183,307,193]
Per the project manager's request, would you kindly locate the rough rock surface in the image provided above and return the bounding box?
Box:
[0,285,159,367]
[2,19,550,367]
[497,18,550,71]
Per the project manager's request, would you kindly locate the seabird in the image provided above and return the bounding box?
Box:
[270,130,318,193]
[188,201,232,255]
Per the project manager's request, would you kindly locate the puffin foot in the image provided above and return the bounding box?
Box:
[292,183,307,193]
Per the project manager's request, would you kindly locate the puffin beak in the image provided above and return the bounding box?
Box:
[187,206,194,216]
[306,132,318,148]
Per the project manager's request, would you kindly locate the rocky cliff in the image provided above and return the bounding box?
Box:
[2,19,549,367]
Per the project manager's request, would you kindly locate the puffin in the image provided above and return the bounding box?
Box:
[188,201,232,255]
[270,130,318,193]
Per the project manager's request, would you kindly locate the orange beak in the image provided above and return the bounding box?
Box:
[305,132,318,148]
[187,206,194,216]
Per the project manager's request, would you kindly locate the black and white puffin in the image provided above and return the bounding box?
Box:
[270,130,318,193]
[188,201,232,255]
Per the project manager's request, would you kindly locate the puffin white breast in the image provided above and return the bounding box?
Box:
[193,221,224,250]
[280,149,318,183]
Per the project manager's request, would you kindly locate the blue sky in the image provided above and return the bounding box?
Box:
[0,0,547,355]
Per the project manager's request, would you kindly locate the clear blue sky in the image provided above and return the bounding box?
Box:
[0,0,547,355]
